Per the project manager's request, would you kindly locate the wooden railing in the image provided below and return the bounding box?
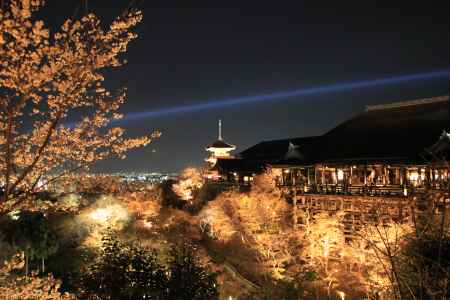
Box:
[277,182,447,197]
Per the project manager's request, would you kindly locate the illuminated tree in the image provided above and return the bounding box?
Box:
[172,167,203,205]
[0,253,75,299]
[304,211,344,275]
[200,174,302,281]
[172,167,203,200]
[358,191,450,300]
[74,174,126,194]
[0,0,158,216]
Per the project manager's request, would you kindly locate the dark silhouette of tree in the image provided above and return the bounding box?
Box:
[5,211,58,277]
[80,231,219,300]
[80,230,166,300]
[166,245,219,300]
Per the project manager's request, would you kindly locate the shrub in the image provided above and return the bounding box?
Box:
[80,231,219,300]
[79,231,166,299]
[166,245,219,300]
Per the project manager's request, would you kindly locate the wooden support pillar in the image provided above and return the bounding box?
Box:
[429,167,434,188]
[425,166,432,189]
[307,168,311,186]
[364,165,367,185]
[292,198,297,227]
[314,166,317,185]
[383,165,387,186]
[321,165,325,185]
[334,167,338,185]
[400,167,404,186]
[349,166,353,186]
[405,168,409,186]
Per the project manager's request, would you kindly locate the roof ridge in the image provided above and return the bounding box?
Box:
[366,95,450,112]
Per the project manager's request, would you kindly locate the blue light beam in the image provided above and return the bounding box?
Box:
[121,69,450,123]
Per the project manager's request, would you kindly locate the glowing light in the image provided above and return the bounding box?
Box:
[88,204,129,227]
[142,220,153,229]
[420,169,426,181]
[90,208,111,222]
[8,210,20,220]
[337,291,346,300]
[116,69,450,122]
[337,169,344,181]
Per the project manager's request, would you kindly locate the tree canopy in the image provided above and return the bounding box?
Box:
[80,231,219,300]
[0,0,158,215]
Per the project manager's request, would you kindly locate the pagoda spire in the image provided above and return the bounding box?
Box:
[218,119,223,141]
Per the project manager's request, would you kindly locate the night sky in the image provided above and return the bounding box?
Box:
[42,1,450,173]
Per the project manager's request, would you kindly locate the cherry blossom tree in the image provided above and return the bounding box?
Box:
[0,253,75,299]
[0,0,158,215]
[172,167,203,202]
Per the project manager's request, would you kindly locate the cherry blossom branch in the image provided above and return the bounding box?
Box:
[9,110,62,194]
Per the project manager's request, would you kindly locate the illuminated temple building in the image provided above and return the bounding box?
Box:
[211,95,450,196]
[204,119,236,180]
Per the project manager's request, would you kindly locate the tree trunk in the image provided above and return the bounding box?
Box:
[25,254,28,279]
[292,198,297,228]
[438,193,446,264]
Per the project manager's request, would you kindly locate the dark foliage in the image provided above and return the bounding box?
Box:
[166,245,219,300]
[79,231,218,300]
[402,233,450,299]
[4,211,59,271]
[186,183,222,215]
[160,179,186,209]
[79,231,167,299]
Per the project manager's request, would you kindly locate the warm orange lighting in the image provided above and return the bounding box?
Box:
[409,171,419,181]
[89,204,129,225]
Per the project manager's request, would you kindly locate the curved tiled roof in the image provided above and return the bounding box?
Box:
[238,95,450,166]
[319,95,450,163]
[239,136,319,161]
[207,139,235,149]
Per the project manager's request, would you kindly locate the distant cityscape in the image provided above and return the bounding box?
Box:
[93,172,180,184]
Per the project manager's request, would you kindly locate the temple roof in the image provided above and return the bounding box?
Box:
[239,136,319,161]
[238,95,450,166]
[207,139,236,149]
[427,131,450,155]
[318,94,450,164]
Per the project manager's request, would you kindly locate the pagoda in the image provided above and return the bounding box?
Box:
[205,119,236,172]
